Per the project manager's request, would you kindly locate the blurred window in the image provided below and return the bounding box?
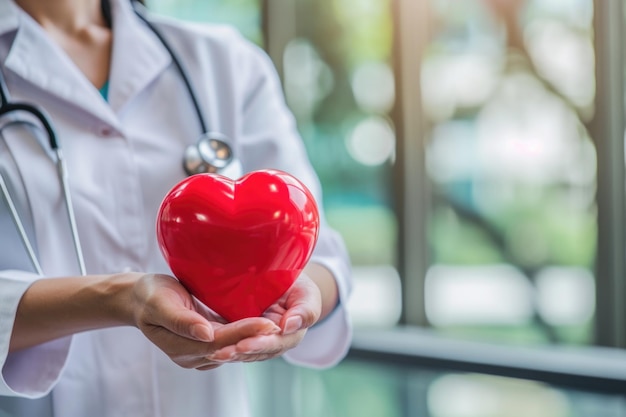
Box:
[276,0,400,329]
[149,0,401,329]
[147,0,601,344]
[145,1,626,416]
[417,0,596,345]
[146,0,262,43]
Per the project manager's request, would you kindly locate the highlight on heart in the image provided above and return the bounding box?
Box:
[156,169,320,322]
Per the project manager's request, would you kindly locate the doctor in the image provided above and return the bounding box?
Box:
[0,0,352,416]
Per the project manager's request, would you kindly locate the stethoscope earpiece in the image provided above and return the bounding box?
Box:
[183,133,234,176]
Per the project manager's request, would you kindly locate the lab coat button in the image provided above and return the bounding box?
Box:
[97,125,114,137]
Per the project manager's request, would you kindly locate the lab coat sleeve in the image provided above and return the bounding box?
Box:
[234,35,353,369]
[283,229,352,369]
[0,271,72,398]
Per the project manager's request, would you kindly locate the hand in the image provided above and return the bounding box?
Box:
[208,273,322,363]
[9,272,283,359]
[129,273,282,370]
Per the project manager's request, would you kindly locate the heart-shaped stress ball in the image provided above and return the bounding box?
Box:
[156,169,320,322]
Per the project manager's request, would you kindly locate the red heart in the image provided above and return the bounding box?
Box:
[156,169,320,322]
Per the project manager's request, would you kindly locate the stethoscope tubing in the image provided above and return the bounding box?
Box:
[0,0,234,276]
[0,170,43,275]
[0,102,59,150]
[55,147,87,275]
[131,1,207,135]
[0,67,80,275]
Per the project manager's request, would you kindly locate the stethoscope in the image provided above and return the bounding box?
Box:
[0,0,235,276]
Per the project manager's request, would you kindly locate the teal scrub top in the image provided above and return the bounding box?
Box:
[99,80,109,101]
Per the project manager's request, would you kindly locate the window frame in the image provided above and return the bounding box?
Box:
[589,0,626,349]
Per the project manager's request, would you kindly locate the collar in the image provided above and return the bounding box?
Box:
[0,0,171,123]
[0,1,19,37]
[107,0,171,113]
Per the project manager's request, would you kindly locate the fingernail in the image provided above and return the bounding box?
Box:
[191,324,214,342]
[283,316,303,335]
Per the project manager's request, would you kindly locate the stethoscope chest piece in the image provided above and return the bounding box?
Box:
[184,132,234,176]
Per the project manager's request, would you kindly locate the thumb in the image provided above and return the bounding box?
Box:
[188,320,215,342]
[134,274,216,342]
[158,306,215,342]
[281,278,322,335]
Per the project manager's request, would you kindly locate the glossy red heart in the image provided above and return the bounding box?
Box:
[156,169,320,322]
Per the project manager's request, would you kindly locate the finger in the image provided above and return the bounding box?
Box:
[234,334,284,355]
[155,317,281,367]
[210,331,305,363]
[239,354,277,363]
[139,277,217,343]
[141,325,214,368]
[196,363,222,371]
[282,315,304,336]
[233,330,306,357]
[212,317,281,348]
[262,304,286,325]
[152,305,216,343]
[208,351,276,363]
[209,345,237,362]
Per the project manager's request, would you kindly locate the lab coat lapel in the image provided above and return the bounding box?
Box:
[107,0,171,114]
[1,6,119,129]
[0,1,19,36]
[0,0,171,124]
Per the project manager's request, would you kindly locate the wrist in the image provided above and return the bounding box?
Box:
[101,272,143,327]
[303,263,339,322]
[10,273,144,352]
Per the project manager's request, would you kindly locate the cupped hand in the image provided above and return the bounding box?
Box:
[129,273,282,370]
[208,273,322,363]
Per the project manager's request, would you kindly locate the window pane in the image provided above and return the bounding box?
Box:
[146,0,262,43]
[421,0,596,345]
[279,0,400,328]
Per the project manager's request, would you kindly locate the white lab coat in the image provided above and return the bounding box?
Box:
[0,0,352,416]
